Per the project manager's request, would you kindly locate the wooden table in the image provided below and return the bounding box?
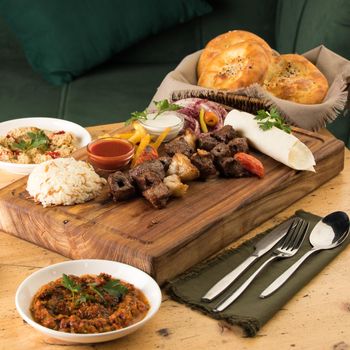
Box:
[1,124,349,350]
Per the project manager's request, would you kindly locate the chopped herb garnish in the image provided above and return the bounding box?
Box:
[61,274,128,306]
[88,282,106,302]
[255,107,291,134]
[102,279,128,299]
[61,274,81,302]
[125,99,181,125]
[75,293,95,306]
[11,130,50,152]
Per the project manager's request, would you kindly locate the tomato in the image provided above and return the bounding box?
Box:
[133,145,158,166]
[204,111,219,127]
[46,151,61,159]
[234,152,265,178]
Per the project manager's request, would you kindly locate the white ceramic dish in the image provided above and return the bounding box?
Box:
[139,112,184,141]
[0,117,91,174]
[15,259,162,344]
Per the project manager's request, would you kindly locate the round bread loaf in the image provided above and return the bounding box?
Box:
[263,54,329,104]
[198,41,271,90]
[197,30,273,78]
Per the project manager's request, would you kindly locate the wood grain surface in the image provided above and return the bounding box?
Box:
[0,127,345,284]
[0,124,350,349]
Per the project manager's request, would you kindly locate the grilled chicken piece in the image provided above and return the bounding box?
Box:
[183,129,197,149]
[163,174,189,197]
[167,153,200,182]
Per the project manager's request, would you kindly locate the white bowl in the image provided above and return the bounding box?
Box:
[139,112,184,142]
[15,259,162,344]
[0,117,91,174]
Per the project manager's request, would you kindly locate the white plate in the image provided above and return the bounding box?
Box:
[15,259,162,343]
[0,117,91,174]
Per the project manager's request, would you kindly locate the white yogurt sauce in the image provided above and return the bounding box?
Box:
[139,111,184,141]
[142,112,183,130]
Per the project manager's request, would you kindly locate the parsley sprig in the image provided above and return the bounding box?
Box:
[255,108,291,134]
[11,130,50,152]
[61,274,128,306]
[125,99,181,125]
[62,273,81,303]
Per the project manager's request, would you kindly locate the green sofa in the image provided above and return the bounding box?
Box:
[0,0,349,146]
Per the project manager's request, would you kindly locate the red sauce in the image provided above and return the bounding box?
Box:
[90,139,132,157]
[87,138,134,170]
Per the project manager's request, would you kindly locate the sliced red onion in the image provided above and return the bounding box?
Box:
[174,98,227,134]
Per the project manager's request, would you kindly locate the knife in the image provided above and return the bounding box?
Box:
[201,218,296,302]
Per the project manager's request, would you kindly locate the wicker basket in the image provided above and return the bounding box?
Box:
[171,89,268,114]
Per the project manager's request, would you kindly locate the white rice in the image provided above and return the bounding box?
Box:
[26,158,107,207]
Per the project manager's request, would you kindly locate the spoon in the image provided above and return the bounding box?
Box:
[259,211,350,298]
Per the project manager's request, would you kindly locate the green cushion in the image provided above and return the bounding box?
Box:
[0,0,211,85]
[114,0,278,64]
[61,62,176,126]
[275,0,350,59]
[0,58,62,119]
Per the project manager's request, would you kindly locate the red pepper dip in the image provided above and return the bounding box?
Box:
[30,273,150,333]
[87,138,134,170]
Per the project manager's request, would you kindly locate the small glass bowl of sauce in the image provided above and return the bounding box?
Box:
[87,138,134,171]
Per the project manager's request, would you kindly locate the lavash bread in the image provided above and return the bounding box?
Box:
[197,30,274,78]
[197,30,329,104]
[263,54,329,104]
[198,41,272,90]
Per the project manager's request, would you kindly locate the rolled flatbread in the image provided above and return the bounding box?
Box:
[224,110,316,171]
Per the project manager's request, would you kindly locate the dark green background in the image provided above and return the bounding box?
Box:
[0,0,349,145]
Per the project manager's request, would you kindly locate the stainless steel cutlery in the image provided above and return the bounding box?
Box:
[202,211,350,312]
[202,217,296,302]
[213,218,308,312]
[260,211,350,298]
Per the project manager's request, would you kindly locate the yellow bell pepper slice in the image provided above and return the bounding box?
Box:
[199,108,208,133]
[128,122,147,144]
[132,133,151,167]
[152,127,171,150]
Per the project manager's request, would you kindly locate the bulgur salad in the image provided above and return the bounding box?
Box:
[0,127,76,164]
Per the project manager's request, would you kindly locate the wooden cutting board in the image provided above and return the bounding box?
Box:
[0,129,344,285]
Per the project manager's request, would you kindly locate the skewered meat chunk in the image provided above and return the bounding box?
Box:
[228,137,249,155]
[142,182,170,209]
[216,157,249,178]
[197,133,219,151]
[131,170,162,192]
[211,143,231,159]
[108,171,135,201]
[129,159,165,180]
[211,125,238,143]
[164,136,196,158]
[163,175,188,197]
[129,159,166,192]
[168,153,200,182]
[190,149,217,179]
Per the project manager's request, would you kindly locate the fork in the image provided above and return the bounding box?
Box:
[213,218,309,312]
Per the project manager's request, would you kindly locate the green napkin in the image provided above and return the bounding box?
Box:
[166,210,350,336]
